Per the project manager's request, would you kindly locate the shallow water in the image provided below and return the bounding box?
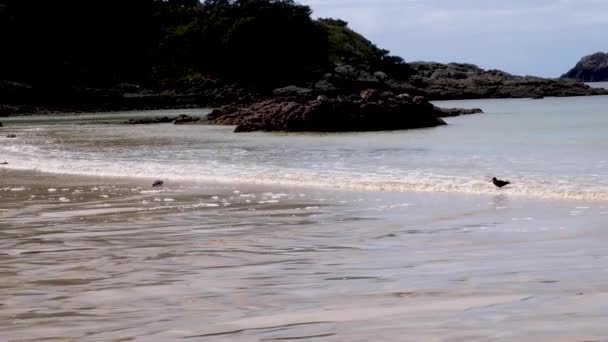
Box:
[1,170,608,341]
[2,96,608,201]
[2,97,608,340]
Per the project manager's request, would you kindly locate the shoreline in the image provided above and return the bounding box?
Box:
[2,166,607,204]
[3,156,608,341]
[2,92,607,119]
[2,91,608,118]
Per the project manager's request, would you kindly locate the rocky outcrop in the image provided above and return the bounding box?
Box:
[125,114,200,125]
[173,114,200,124]
[126,116,175,124]
[562,52,608,82]
[267,62,607,102]
[207,90,447,132]
[0,78,262,116]
[437,107,483,117]
[2,61,607,117]
[407,62,608,99]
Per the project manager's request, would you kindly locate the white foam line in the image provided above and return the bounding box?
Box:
[2,141,608,204]
[3,162,608,202]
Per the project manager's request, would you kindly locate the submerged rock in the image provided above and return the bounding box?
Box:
[437,107,484,117]
[6,134,16,138]
[126,116,174,124]
[208,90,446,132]
[125,114,199,125]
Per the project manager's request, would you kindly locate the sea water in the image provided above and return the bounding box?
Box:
[1,96,608,340]
[2,96,608,201]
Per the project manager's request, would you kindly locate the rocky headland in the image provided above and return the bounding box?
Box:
[1,61,603,119]
[2,0,607,133]
[562,52,608,82]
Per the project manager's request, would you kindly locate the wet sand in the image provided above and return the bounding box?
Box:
[2,169,608,341]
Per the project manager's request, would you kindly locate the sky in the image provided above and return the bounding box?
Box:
[299,0,608,77]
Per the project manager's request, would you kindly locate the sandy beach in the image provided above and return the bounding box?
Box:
[2,168,608,341]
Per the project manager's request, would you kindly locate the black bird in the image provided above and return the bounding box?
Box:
[492,177,510,188]
[152,180,164,188]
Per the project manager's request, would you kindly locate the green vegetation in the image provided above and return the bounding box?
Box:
[0,0,409,88]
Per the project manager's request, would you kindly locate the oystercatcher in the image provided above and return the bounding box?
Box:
[492,177,510,188]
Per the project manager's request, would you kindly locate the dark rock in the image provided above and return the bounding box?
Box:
[413,96,427,105]
[173,114,200,125]
[124,114,200,125]
[0,161,7,165]
[373,71,388,81]
[125,116,174,124]
[2,58,607,117]
[408,62,608,99]
[0,122,2,127]
[562,52,608,82]
[314,80,338,92]
[208,90,446,132]
[437,107,484,117]
[396,93,412,101]
[6,134,16,138]
[360,89,380,101]
[273,85,313,96]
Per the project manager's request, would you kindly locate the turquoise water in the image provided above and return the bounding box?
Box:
[2,96,608,201]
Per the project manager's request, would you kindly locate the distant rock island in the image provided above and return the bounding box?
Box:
[562,52,608,82]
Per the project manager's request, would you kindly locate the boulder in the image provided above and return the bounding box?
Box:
[314,80,338,92]
[6,134,16,138]
[273,85,313,96]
